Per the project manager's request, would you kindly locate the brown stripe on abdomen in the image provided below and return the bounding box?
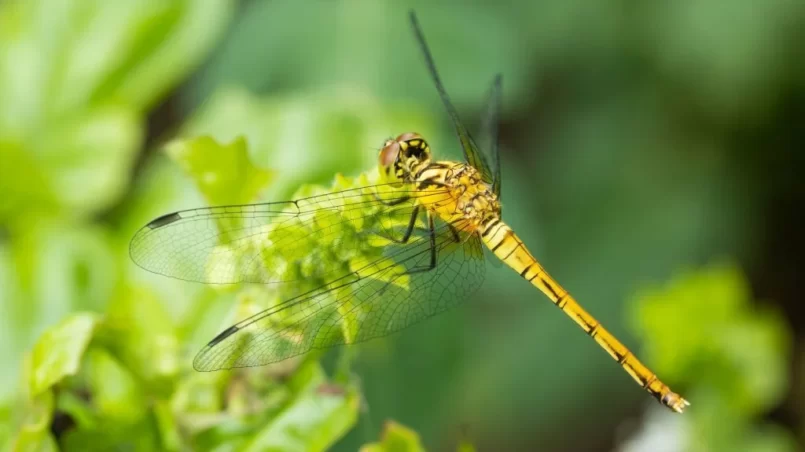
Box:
[481,219,501,237]
[490,231,513,253]
[542,279,561,300]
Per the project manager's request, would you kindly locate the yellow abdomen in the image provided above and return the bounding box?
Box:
[410,160,687,412]
[480,220,689,413]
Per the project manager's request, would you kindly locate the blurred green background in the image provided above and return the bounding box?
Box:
[2,0,804,451]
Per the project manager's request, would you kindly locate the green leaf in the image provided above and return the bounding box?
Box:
[739,424,799,452]
[0,406,11,450]
[153,400,182,452]
[717,308,790,414]
[0,0,232,118]
[183,86,447,202]
[630,263,746,379]
[241,362,360,452]
[170,370,229,419]
[359,420,426,452]
[12,390,57,452]
[0,141,55,224]
[12,224,117,328]
[33,108,141,217]
[28,313,98,395]
[269,173,416,348]
[100,286,179,387]
[1,224,115,406]
[60,417,161,452]
[56,390,98,431]
[630,262,792,414]
[0,241,25,404]
[684,390,797,452]
[91,0,235,112]
[183,164,422,363]
[0,0,232,221]
[165,135,275,207]
[0,108,140,224]
[84,348,147,424]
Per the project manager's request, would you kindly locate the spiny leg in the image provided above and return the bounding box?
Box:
[375,212,438,298]
[448,224,461,243]
[372,191,411,206]
[371,189,430,243]
[405,212,437,275]
[379,205,423,244]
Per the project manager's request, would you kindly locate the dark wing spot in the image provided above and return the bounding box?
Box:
[147,212,182,229]
[207,325,239,347]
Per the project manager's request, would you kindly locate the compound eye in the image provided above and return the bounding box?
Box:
[395,132,422,143]
[379,140,400,167]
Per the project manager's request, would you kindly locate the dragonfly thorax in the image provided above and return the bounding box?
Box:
[379,133,500,234]
[416,161,501,234]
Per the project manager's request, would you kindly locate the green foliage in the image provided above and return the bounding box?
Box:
[0,1,377,448]
[9,136,364,451]
[182,86,446,202]
[165,136,274,208]
[28,314,98,396]
[13,391,57,452]
[102,286,180,385]
[360,421,426,452]
[162,133,427,368]
[3,0,804,450]
[629,263,797,452]
[0,0,232,405]
[0,0,233,226]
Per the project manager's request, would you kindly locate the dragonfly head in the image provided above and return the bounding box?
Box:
[378,132,431,183]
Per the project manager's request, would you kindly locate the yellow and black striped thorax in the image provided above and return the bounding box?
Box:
[378,132,501,234]
[414,160,501,235]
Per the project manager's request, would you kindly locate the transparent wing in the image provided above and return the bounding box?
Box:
[193,217,485,370]
[130,183,453,285]
[480,74,503,197]
[408,11,495,186]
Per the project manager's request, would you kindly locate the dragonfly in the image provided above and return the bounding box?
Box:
[130,11,689,413]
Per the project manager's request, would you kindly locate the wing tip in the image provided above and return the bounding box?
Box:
[192,325,241,372]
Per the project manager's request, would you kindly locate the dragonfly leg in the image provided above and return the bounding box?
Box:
[447,224,461,243]
[376,212,438,298]
[377,205,428,244]
[404,212,437,275]
[372,190,411,206]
